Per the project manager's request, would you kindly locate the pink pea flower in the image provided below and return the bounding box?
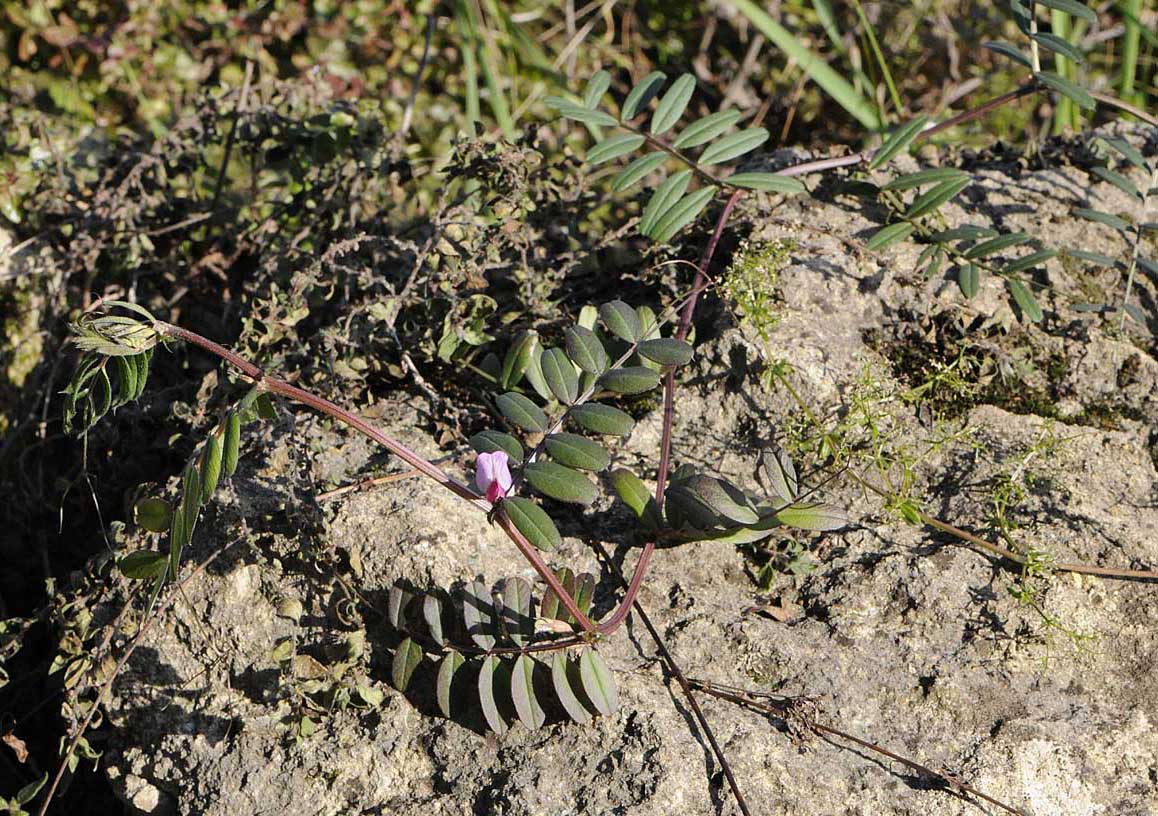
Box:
[475,451,512,503]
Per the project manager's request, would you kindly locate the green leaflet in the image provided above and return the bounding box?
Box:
[639,170,692,236]
[637,338,694,367]
[587,134,646,165]
[496,391,548,432]
[524,460,598,505]
[569,403,635,436]
[599,300,642,342]
[869,116,928,169]
[552,653,592,724]
[502,497,562,551]
[565,325,610,374]
[478,655,510,735]
[578,650,618,716]
[651,73,696,135]
[647,186,717,242]
[391,637,423,691]
[436,651,466,719]
[545,433,611,472]
[511,654,546,730]
[621,71,666,120]
[500,330,540,390]
[583,70,611,109]
[118,550,169,580]
[958,264,980,299]
[612,152,668,192]
[600,366,661,395]
[672,110,742,149]
[866,222,915,251]
[470,430,525,465]
[964,232,1031,258]
[610,468,662,529]
[1007,279,1044,322]
[775,502,848,531]
[1034,71,1094,111]
[905,177,971,219]
[540,347,579,404]
[726,172,805,194]
[698,128,769,165]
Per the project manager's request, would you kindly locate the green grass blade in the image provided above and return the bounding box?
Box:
[730,0,882,131]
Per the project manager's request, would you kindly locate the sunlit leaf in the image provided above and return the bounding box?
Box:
[134,497,171,533]
[775,502,848,531]
[958,264,980,299]
[1090,167,1141,199]
[673,109,742,149]
[610,468,662,529]
[552,653,592,724]
[583,70,611,108]
[436,650,465,719]
[904,177,971,219]
[569,403,635,436]
[587,133,646,165]
[470,430,525,465]
[223,411,241,476]
[565,325,610,375]
[478,656,509,734]
[541,347,580,404]
[496,392,548,432]
[525,461,598,505]
[964,232,1031,258]
[1034,71,1094,110]
[1031,31,1084,64]
[650,73,696,135]
[579,650,618,716]
[1001,250,1057,274]
[545,433,611,472]
[869,116,928,169]
[866,222,915,251]
[600,366,661,394]
[497,576,533,645]
[637,338,694,367]
[983,40,1032,68]
[1007,278,1044,322]
[883,167,969,191]
[423,594,444,647]
[621,71,666,120]
[648,186,717,242]
[699,128,769,165]
[639,169,692,236]
[502,496,562,551]
[391,637,423,691]
[462,580,496,649]
[511,654,546,729]
[759,447,797,504]
[118,550,169,580]
[611,152,667,192]
[725,172,806,194]
[500,330,540,390]
[599,300,642,342]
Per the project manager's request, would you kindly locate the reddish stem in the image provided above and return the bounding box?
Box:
[156,321,602,633]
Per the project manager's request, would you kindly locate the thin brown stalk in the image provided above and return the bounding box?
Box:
[37,540,238,816]
[591,541,752,816]
[688,679,1026,816]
